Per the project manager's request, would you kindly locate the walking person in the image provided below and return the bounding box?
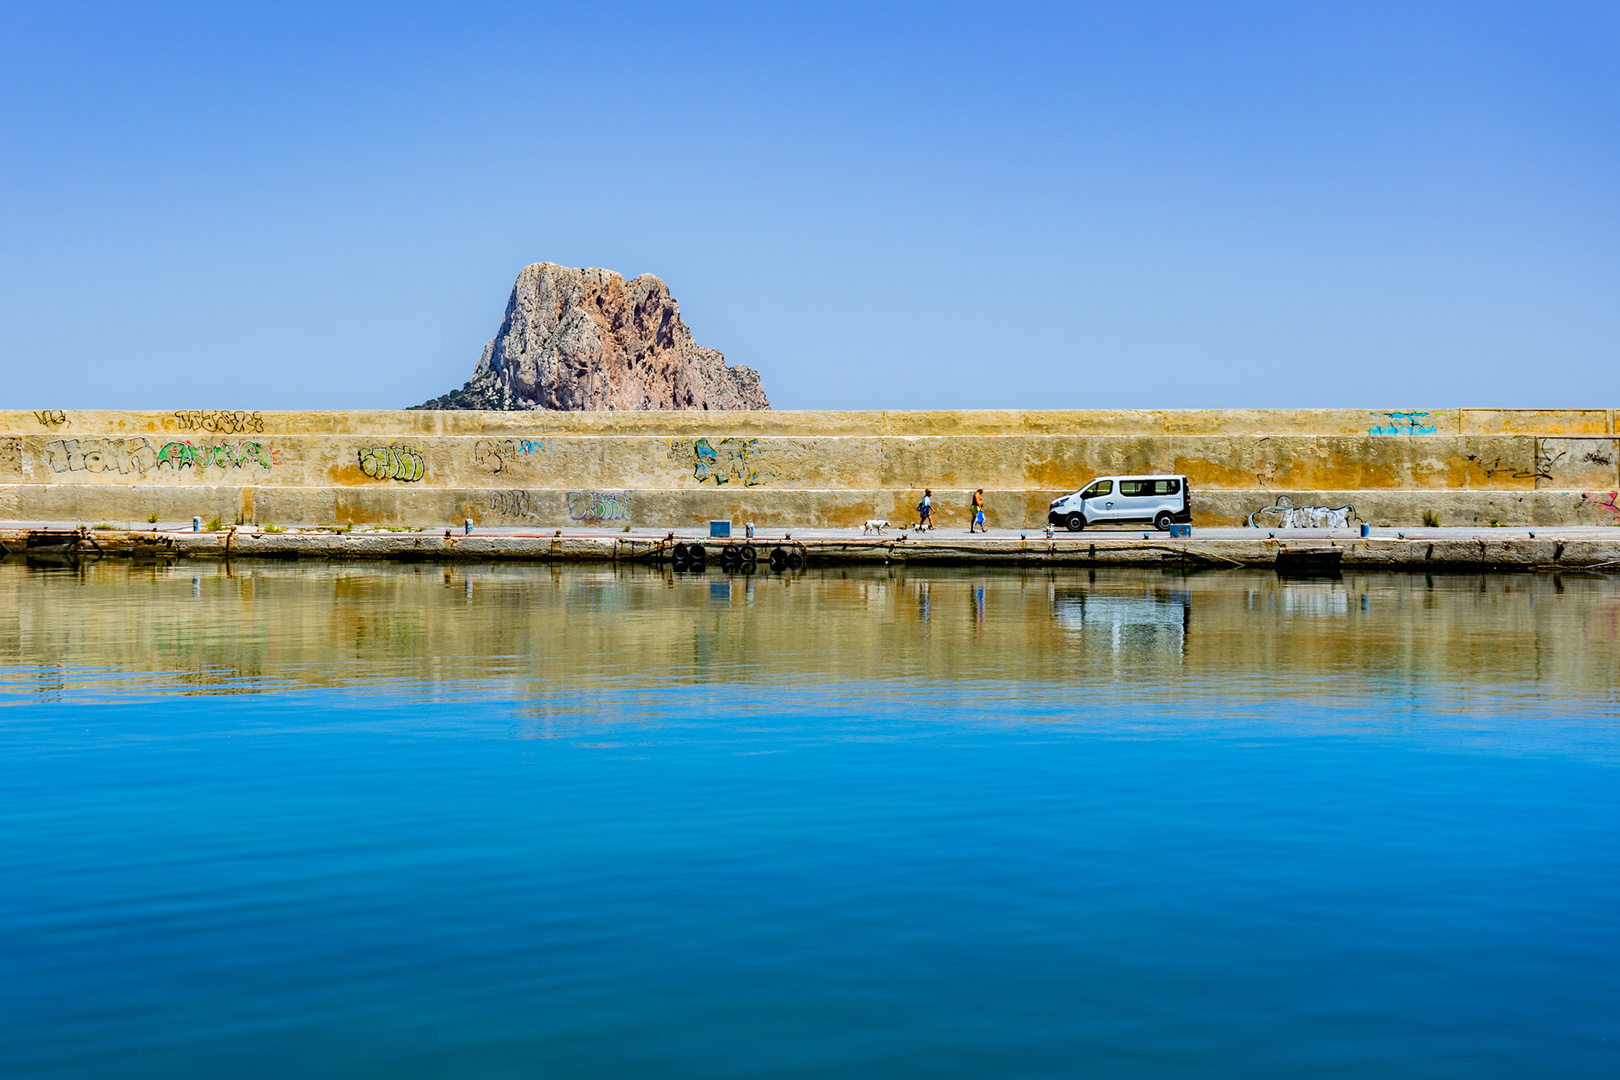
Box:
[970,488,986,533]
[916,488,934,531]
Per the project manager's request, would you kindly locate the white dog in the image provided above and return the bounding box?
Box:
[862,519,891,535]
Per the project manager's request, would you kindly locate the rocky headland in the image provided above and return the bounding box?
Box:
[413,263,769,411]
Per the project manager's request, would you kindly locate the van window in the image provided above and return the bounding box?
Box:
[1082,480,1113,498]
[1153,479,1181,495]
[1119,480,1150,497]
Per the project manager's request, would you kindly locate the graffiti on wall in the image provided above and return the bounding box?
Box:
[1536,442,1567,483]
[1,437,21,476]
[43,437,276,476]
[33,410,66,427]
[173,410,265,434]
[1534,438,1618,488]
[488,490,546,518]
[567,490,632,523]
[687,437,763,485]
[487,489,633,522]
[473,438,548,474]
[157,440,274,471]
[1464,453,1543,483]
[1248,496,1359,529]
[668,437,796,486]
[1582,491,1620,522]
[1369,411,1437,436]
[358,445,425,482]
[44,437,159,475]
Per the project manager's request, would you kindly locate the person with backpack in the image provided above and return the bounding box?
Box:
[916,489,934,530]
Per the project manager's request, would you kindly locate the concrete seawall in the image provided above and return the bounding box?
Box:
[4,408,1619,531]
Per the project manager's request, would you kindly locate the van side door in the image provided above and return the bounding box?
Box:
[1081,479,1115,521]
[1117,479,1153,522]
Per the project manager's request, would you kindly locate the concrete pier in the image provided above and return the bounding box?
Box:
[3,408,1618,532]
[3,408,1620,534]
[6,523,1617,572]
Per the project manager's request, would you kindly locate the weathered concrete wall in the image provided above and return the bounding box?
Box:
[2,408,1617,528]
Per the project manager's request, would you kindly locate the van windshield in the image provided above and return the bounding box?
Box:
[1081,480,1112,498]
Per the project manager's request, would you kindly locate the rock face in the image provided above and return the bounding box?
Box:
[413,263,769,411]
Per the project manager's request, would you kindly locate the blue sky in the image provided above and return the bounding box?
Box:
[1,2,1615,410]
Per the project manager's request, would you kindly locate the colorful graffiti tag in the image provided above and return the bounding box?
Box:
[157,440,274,471]
[358,445,425,482]
[692,437,763,485]
[567,490,632,523]
[1369,411,1438,436]
[43,437,274,476]
[1582,491,1620,521]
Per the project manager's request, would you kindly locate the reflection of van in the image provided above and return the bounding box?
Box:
[1052,587,1191,655]
[1048,474,1191,531]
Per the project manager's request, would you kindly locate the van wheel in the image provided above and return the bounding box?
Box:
[1154,512,1174,531]
[1066,513,1085,532]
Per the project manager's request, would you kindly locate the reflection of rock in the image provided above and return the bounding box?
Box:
[414,263,769,412]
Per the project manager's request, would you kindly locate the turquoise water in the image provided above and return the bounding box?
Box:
[1,561,1617,1076]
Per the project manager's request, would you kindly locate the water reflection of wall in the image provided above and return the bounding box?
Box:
[1277,582,1350,618]
[0,563,1616,712]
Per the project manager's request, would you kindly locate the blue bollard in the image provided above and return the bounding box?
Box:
[1360,523,1370,538]
[464,518,472,536]
[192,516,201,533]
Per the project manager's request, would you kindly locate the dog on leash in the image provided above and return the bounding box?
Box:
[862,519,891,535]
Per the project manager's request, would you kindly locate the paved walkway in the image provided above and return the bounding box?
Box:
[2,522,1617,543]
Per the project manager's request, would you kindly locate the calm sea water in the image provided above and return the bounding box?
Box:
[1,559,1617,1077]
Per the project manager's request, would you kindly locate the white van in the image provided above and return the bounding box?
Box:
[1048,474,1192,532]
